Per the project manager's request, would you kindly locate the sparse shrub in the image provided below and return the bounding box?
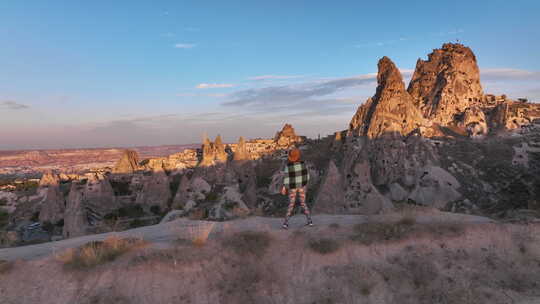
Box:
[57,236,145,270]
[0,259,13,274]
[117,205,145,218]
[205,191,219,202]
[351,217,464,245]
[0,209,9,229]
[308,238,341,254]
[149,205,161,215]
[30,211,40,222]
[223,231,272,256]
[110,180,131,196]
[129,218,145,229]
[359,283,373,296]
[169,174,183,197]
[397,215,416,227]
[329,223,340,229]
[351,220,415,245]
[41,221,54,233]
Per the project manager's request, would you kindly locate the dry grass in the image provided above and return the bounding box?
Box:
[351,215,464,245]
[351,216,416,245]
[57,236,146,270]
[222,231,272,256]
[0,259,13,274]
[174,222,215,247]
[307,238,342,254]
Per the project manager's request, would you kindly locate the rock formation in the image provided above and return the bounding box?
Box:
[459,106,488,138]
[490,101,540,130]
[113,150,140,174]
[200,135,229,166]
[407,43,484,125]
[135,171,171,212]
[274,124,303,147]
[63,173,117,238]
[38,171,65,224]
[349,57,424,138]
[233,136,250,161]
[313,161,345,214]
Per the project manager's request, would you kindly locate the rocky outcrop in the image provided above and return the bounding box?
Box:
[113,150,140,174]
[233,137,250,161]
[349,57,424,138]
[38,171,65,224]
[200,135,229,166]
[274,124,303,147]
[313,161,345,214]
[135,172,171,212]
[490,101,540,130]
[63,173,117,238]
[207,184,250,221]
[460,106,488,138]
[408,43,484,125]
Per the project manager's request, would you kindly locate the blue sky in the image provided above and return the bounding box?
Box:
[1,0,539,149]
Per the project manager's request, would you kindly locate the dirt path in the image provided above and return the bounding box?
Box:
[0,211,493,262]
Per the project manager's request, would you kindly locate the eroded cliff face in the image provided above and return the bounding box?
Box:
[349,57,424,138]
[408,43,484,125]
[63,173,118,238]
[113,150,141,174]
[38,171,65,224]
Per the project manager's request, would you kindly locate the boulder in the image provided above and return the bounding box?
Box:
[408,166,461,208]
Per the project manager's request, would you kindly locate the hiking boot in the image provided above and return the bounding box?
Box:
[306,220,314,227]
[282,223,289,229]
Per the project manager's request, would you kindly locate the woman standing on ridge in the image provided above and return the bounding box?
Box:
[281,148,313,229]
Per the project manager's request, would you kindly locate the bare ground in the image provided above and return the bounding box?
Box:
[1,208,540,304]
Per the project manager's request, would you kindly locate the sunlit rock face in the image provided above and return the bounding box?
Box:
[113,150,141,174]
[274,124,303,147]
[490,101,540,131]
[200,135,229,166]
[349,57,424,139]
[233,136,250,161]
[459,106,488,138]
[407,43,484,125]
[38,171,65,224]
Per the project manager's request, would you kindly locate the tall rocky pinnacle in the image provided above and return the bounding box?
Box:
[274,123,302,147]
[214,135,228,162]
[233,136,249,161]
[113,150,140,174]
[200,135,228,166]
[407,43,484,125]
[38,171,65,224]
[349,57,424,138]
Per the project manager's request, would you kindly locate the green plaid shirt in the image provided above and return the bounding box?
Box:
[283,161,310,189]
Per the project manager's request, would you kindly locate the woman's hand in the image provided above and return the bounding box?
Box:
[281,186,287,195]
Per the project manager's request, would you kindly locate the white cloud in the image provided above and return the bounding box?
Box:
[0,100,29,110]
[481,68,540,81]
[249,75,304,81]
[196,83,235,89]
[174,43,196,49]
